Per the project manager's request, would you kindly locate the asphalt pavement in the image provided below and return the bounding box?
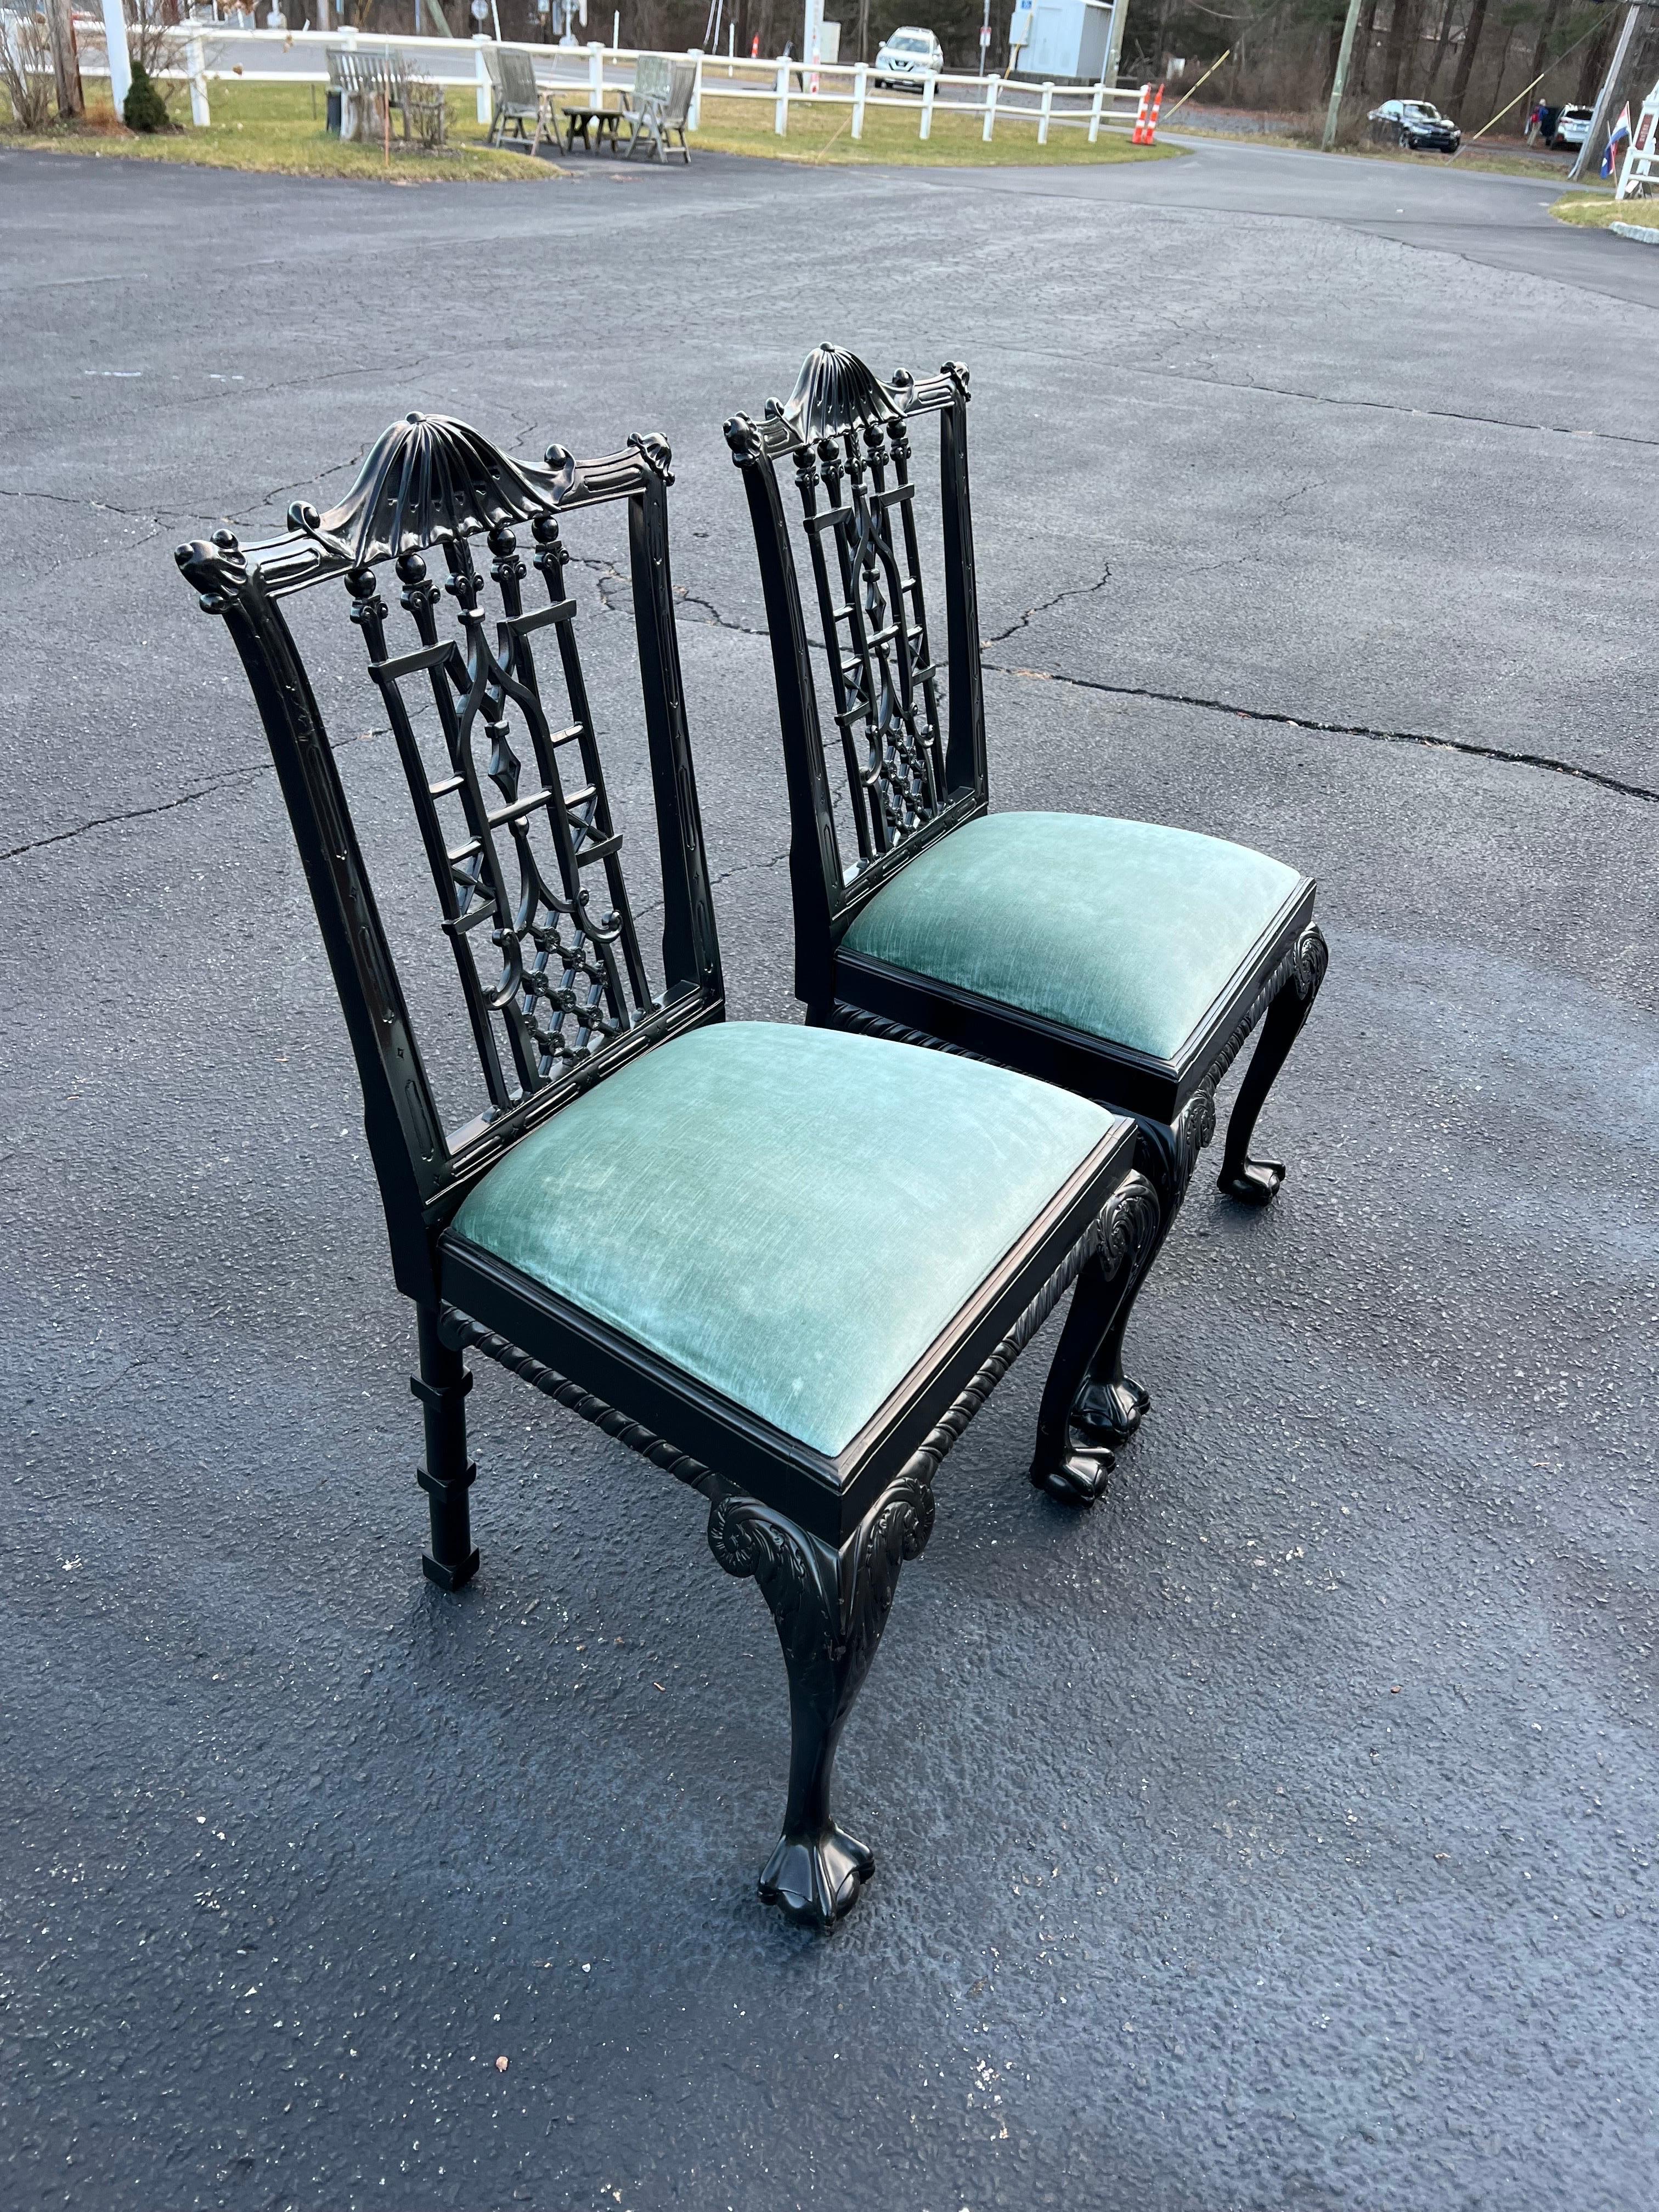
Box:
[1,136,1655,2212]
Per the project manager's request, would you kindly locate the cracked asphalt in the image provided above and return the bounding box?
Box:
[2,139,1655,2212]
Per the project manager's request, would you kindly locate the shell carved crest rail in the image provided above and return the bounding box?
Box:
[178,413,674,1132]
[743,346,963,864]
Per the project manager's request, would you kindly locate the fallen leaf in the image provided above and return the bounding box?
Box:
[495,2055,509,2073]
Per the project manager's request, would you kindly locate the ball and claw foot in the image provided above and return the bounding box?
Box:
[760,1823,876,1927]
[1075,1371,1151,1444]
[1217,1155,1286,1206]
[1031,1442,1115,1507]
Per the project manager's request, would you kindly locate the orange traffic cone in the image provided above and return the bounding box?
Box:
[1131,81,1164,144]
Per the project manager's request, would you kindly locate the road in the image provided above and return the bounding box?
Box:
[1,136,1655,2212]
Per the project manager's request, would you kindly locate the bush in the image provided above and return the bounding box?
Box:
[1,13,54,131]
[123,62,169,132]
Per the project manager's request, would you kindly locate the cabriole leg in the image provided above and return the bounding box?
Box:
[1217,924,1330,1207]
[1031,1172,1161,1506]
[708,1473,935,1927]
[413,1306,479,1591]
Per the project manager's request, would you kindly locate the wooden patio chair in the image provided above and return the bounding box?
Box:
[486,42,551,154]
[174,411,1158,1927]
[622,52,694,162]
[727,344,1329,1449]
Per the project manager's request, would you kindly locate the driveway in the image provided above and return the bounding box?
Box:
[1,138,1654,2212]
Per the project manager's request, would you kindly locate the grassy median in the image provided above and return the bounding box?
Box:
[2,79,561,180]
[689,85,1181,167]
[1551,188,1659,230]
[4,74,1180,177]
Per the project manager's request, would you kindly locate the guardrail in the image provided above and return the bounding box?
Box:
[37,23,1150,144]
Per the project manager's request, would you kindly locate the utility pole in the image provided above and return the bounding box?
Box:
[1570,0,1641,178]
[1322,0,1364,149]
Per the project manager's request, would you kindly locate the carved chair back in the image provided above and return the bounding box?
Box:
[726,345,988,1008]
[176,414,720,1306]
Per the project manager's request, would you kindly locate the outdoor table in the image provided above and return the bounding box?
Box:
[562,104,624,154]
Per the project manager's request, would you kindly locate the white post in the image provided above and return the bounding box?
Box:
[850,57,866,136]
[774,52,788,132]
[186,32,209,122]
[473,34,490,123]
[919,67,935,137]
[1037,78,1052,142]
[687,46,702,125]
[588,36,602,103]
[317,0,329,29]
[612,9,618,43]
[101,0,131,110]
[1087,78,1102,141]
[727,21,733,60]
[981,71,996,139]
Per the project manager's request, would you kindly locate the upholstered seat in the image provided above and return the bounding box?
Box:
[450,1020,1114,1458]
[840,812,1304,1064]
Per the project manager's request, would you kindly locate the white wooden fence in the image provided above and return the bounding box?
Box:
[36,21,1150,144]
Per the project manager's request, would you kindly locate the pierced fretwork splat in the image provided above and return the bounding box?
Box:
[793,409,946,865]
[347,514,657,1118]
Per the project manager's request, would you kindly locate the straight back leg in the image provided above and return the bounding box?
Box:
[1217,924,1330,1206]
[413,1306,479,1591]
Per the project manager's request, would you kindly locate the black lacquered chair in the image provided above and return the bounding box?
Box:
[175,411,1158,1927]
[727,345,1329,1448]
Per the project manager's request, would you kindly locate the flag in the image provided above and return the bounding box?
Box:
[1601,102,1632,178]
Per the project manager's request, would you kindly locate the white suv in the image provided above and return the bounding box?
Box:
[873,25,944,88]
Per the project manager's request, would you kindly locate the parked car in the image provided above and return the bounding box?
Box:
[1368,98,1462,152]
[873,25,944,88]
[1545,104,1594,149]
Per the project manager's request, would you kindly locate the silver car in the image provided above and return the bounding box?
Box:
[873,25,944,88]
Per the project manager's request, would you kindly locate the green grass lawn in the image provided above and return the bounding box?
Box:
[4,74,1180,177]
[4,78,560,180]
[690,87,1181,167]
[1551,187,1659,229]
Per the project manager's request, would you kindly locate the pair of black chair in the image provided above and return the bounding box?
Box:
[176,343,1326,1929]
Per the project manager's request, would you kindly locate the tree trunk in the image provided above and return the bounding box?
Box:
[1450,0,1486,110]
[1577,12,1615,105]
[1425,0,1458,87]
[45,0,83,117]
[1528,0,1561,86]
[1383,0,1417,95]
[1354,0,1379,92]
[1488,21,1517,116]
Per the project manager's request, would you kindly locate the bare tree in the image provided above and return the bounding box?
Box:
[1449,0,1487,108]
[0,7,54,126]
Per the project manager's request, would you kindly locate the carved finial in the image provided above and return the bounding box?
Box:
[627,430,675,487]
[174,527,248,614]
[724,413,765,467]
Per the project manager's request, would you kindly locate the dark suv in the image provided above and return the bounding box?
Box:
[1368,98,1462,152]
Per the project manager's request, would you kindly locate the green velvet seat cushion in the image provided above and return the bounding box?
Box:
[840,811,1303,1062]
[450,1021,1113,1460]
